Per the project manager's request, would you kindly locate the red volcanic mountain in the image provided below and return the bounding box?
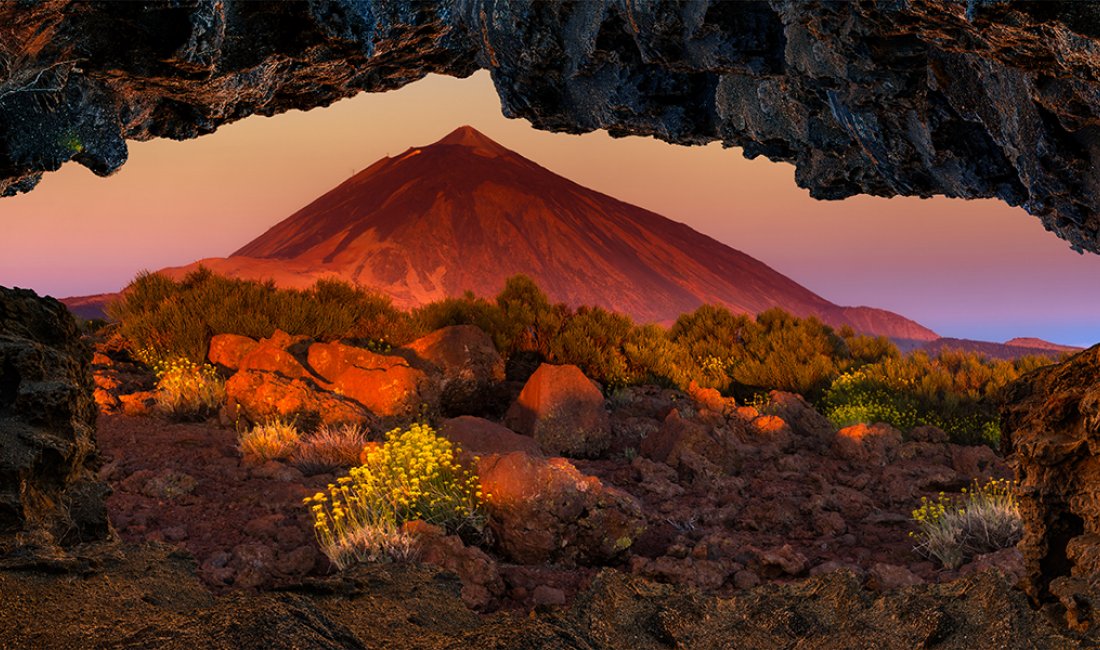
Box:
[163,126,938,340]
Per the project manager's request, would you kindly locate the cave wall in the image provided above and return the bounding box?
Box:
[0,287,110,558]
[2,1,1100,252]
[1003,345,1100,627]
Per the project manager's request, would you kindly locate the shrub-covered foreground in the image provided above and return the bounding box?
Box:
[304,424,486,569]
[109,268,1056,445]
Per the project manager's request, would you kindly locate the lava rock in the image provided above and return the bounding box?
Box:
[0,287,110,554]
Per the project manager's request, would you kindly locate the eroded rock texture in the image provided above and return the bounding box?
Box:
[3,2,1100,251]
[1003,345,1100,625]
[0,287,109,557]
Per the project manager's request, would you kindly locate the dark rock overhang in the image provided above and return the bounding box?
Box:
[3,1,1100,253]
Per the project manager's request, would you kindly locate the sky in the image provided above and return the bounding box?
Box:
[1,71,1098,346]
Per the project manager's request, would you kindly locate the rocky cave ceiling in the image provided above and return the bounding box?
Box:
[2,1,1100,253]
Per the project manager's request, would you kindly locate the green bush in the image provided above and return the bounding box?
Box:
[819,350,1047,446]
[107,268,410,364]
[109,269,1055,445]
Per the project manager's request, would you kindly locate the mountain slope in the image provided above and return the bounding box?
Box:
[174,126,938,340]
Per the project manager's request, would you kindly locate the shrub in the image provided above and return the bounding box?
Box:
[293,423,370,475]
[239,418,301,461]
[152,357,225,421]
[819,351,1049,446]
[910,478,1023,569]
[303,423,487,569]
[107,268,410,364]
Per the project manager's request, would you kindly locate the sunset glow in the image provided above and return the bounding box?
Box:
[1,71,1097,346]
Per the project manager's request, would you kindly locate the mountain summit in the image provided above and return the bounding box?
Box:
[182,126,937,340]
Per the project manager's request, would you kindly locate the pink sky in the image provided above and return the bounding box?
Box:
[0,71,1097,346]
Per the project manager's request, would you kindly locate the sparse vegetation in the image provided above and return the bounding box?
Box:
[293,422,370,475]
[110,269,1056,446]
[820,351,1050,446]
[107,268,409,364]
[910,478,1023,569]
[238,418,301,462]
[303,423,486,569]
[152,357,225,421]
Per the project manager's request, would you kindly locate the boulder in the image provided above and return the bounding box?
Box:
[404,520,505,611]
[307,341,438,420]
[236,330,313,379]
[224,370,373,427]
[756,544,809,578]
[477,451,645,566]
[833,423,904,466]
[399,326,505,416]
[0,287,110,555]
[504,364,610,458]
[640,409,739,478]
[764,391,836,449]
[440,416,542,456]
[207,333,261,371]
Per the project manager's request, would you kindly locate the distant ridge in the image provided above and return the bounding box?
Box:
[157,125,938,341]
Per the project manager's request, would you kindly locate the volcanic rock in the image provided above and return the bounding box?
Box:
[6,3,1100,253]
[477,451,646,566]
[1003,345,1100,608]
[308,340,439,420]
[224,370,372,427]
[833,423,904,467]
[207,333,261,372]
[398,325,506,417]
[0,287,110,555]
[439,416,542,457]
[504,364,611,458]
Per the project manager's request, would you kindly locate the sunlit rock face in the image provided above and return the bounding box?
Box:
[3,1,1100,252]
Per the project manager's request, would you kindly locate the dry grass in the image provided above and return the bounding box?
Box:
[910,478,1023,569]
[153,358,225,421]
[238,419,301,462]
[293,423,369,475]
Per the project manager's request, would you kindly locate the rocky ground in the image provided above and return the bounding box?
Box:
[3,288,1100,647]
[0,542,1087,649]
[92,328,1023,612]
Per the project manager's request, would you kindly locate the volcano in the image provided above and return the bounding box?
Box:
[167,126,937,340]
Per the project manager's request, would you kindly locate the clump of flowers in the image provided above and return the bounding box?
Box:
[293,422,370,475]
[239,418,301,462]
[303,423,487,569]
[153,356,225,421]
[910,477,1023,569]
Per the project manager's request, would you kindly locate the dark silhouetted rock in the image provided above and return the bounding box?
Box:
[0,287,110,556]
[5,3,1100,253]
